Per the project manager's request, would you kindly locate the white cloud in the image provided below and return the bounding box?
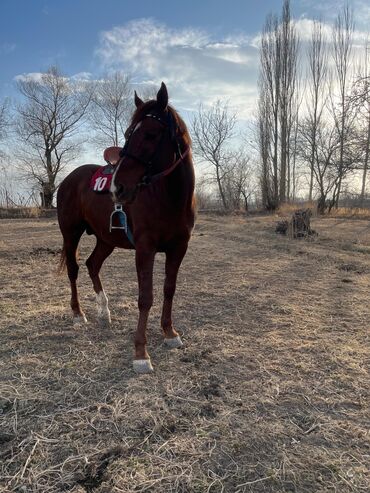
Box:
[96,18,259,118]
[70,72,93,81]
[14,72,45,83]
[294,17,368,46]
[95,16,368,121]
[294,18,332,42]
[14,71,93,84]
[299,0,370,29]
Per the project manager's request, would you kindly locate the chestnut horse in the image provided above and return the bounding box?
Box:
[57,83,195,373]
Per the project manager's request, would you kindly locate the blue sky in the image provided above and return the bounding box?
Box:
[0,0,370,107]
[1,0,369,163]
[0,0,277,94]
[0,0,289,81]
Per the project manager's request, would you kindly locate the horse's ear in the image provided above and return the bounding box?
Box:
[134,91,144,108]
[156,82,168,111]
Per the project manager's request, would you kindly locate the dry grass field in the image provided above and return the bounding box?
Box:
[0,213,369,493]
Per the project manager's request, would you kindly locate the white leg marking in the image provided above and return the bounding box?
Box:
[133,359,154,374]
[96,290,111,323]
[73,314,88,326]
[164,335,183,349]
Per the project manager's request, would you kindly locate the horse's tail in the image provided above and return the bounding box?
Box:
[57,242,80,274]
[57,243,67,274]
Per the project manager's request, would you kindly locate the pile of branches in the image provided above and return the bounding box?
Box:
[276,209,317,238]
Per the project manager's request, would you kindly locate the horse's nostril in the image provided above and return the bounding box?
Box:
[117,184,124,196]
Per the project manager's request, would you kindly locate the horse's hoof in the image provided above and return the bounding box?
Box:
[98,314,111,327]
[133,359,154,374]
[164,335,183,349]
[73,314,87,326]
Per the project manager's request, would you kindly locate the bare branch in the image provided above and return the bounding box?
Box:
[14,66,91,207]
[192,101,238,210]
[88,72,133,147]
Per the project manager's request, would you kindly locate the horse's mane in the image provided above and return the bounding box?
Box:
[130,100,192,149]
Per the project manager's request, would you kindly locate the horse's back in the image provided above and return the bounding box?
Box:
[57,165,101,228]
[59,164,99,191]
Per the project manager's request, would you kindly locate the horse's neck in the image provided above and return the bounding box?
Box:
[164,156,194,207]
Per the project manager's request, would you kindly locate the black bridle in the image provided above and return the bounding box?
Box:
[118,111,183,187]
[111,109,190,205]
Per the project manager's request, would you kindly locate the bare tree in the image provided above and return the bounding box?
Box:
[195,175,214,210]
[15,66,92,208]
[257,90,275,209]
[298,11,365,212]
[0,98,10,163]
[278,0,299,203]
[192,101,237,210]
[223,152,254,211]
[89,72,133,147]
[351,44,370,205]
[359,80,370,205]
[298,106,360,213]
[298,118,339,213]
[259,12,281,207]
[258,0,299,208]
[287,80,303,201]
[331,4,355,207]
[0,98,9,141]
[306,20,328,201]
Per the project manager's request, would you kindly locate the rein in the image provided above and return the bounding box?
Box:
[148,147,190,183]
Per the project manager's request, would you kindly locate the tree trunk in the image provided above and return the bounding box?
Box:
[273,110,279,207]
[280,121,287,203]
[44,151,56,208]
[334,173,342,209]
[216,167,228,210]
[360,112,370,206]
[241,191,249,212]
[41,183,54,208]
[43,189,54,208]
[335,139,344,208]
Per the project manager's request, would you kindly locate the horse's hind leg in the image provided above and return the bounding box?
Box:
[86,239,114,325]
[62,227,86,326]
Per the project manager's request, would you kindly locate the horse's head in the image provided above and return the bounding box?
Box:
[110,82,178,204]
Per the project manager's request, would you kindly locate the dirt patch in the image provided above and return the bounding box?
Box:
[0,214,369,492]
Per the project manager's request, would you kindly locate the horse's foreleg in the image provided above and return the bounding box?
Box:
[161,244,188,349]
[133,249,155,373]
[86,240,114,325]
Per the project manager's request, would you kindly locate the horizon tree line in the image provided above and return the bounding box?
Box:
[257,1,370,213]
[0,0,369,212]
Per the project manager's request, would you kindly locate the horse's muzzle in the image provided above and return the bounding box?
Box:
[112,184,137,205]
